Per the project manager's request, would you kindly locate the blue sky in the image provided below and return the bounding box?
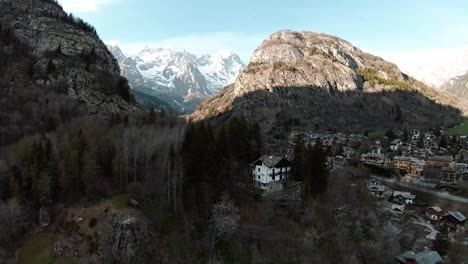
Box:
[59,0,468,63]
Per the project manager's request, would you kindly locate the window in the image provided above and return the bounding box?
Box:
[258,167,260,172]
[258,176,260,180]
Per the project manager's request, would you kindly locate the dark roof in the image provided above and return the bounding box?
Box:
[445,211,466,222]
[251,155,290,168]
[396,251,443,264]
[428,155,454,162]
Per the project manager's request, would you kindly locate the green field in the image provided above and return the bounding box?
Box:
[19,233,55,264]
[446,121,468,136]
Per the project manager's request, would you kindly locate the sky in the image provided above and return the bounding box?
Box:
[58,0,468,66]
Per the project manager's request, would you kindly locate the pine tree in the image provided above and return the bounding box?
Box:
[292,135,306,181]
[307,139,329,197]
[395,104,402,122]
[433,225,449,256]
[439,135,448,149]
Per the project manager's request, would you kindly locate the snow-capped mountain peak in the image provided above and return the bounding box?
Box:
[107,45,246,112]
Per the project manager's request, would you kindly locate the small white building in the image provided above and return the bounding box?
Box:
[392,191,416,205]
[251,155,291,191]
[390,139,402,151]
[411,129,421,141]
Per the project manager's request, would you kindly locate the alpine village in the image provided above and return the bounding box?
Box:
[0,0,468,263]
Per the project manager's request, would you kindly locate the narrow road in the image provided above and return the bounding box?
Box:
[371,175,468,204]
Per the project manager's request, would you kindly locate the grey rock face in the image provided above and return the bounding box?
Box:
[441,71,468,110]
[0,0,137,115]
[191,30,462,133]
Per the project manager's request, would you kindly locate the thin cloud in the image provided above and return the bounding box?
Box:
[110,32,268,63]
[373,46,468,86]
[59,0,120,13]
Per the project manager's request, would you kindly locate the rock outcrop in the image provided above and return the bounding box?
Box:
[191,30,462,134]
[0,0,137,143]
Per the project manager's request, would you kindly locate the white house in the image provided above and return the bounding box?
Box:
[392,191,416,205]
[411,129,421,141]
[251,155,291,191]
[390,139,402,151]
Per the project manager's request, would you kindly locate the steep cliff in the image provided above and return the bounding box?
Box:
[191,30,462,134]
[0,0,137,143]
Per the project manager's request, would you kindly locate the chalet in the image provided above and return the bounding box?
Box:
[367,179,380,186]
[395,250,443,264]
[368,185,385,197]
[440,166,458,184]
[400,174,422,184]
[360,153,386,167]
[411,129,421,141]
[457,149,468,163]
[400,143,413,155]
[442,211,466,233]
[251,155,291,191]
[423,207,444,225]
[454,162,468,173]
[370,145,382,155]
[390,139,403,151]
[392,191,416,205]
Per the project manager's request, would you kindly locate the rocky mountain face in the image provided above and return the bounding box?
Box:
[441,71,468,110]
[0,0,137,143]
[191,30,462,135]
[107,45,245,113]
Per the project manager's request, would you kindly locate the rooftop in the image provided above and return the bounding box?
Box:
[252,155,290,168]
[446,211,466,222]
[395,250,443,264]
[428,155,454,162]
[393,191,416,200]
[427,206,442,213]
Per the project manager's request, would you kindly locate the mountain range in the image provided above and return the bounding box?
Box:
[191,30,463,135]
[107,45,245,113]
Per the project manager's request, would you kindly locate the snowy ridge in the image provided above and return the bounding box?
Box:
[107,44,245,111]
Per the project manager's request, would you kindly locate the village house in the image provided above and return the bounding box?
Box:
[457,149,468,163]
[393,156,413,172]
[458,170,468,182]
[393,156,425,176]
[251,155,292,191]
[368,184,385,197]
[392,191,416,205]
[423,207,444,225]
[390,139,403,151]
[400,174,423,184]
[440,166,458,184]
[360,152,387,167]
[442,211,466,233]
[395,250,443,264]
[411,129,421,141]
[424,155,455,180]
[454,162,468,173]
[400,143,413,155]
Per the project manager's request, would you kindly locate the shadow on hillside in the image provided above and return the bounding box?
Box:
[205,86,463,136]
